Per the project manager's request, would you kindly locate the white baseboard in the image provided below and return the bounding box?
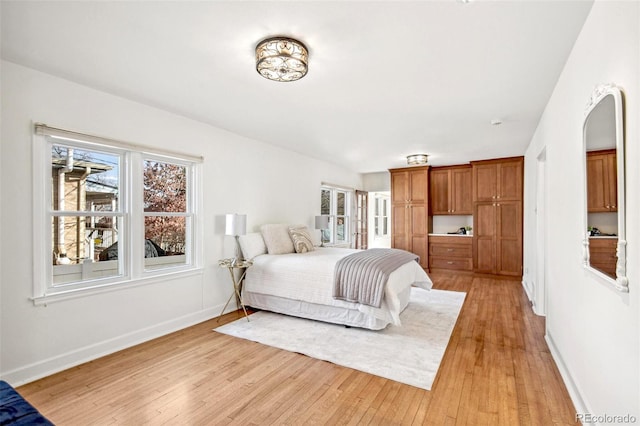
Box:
[522,280,545,316]
[545,331,591,422]
[522,279,534,301]
[3,305,227,386]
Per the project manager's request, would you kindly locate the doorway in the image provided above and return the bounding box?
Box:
[355,190,368,249]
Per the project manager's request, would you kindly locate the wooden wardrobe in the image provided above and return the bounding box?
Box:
[471,157,524,276]
[389,166,430,269]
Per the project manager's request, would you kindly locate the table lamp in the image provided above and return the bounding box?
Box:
[315,215,330,247]
[225,213,247,262]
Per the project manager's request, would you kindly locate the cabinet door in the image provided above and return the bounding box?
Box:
[473,164,497,202]
[474,203,497,273]
[410,204,428,268]
[607,153,618,211]
[451,167,472,214]
[497,160,523,201]
[409,169,428,203]
[496,202,522,276]
[430,169,450,214]
[391,204,409,252]
[586,154,611,212]
[391,171,409,203]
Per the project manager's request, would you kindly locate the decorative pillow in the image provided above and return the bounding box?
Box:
[260,224,295,255]
[288,226,315,253]
[238,233,267,260]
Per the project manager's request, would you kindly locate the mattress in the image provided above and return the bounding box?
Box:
[242,247,432,329]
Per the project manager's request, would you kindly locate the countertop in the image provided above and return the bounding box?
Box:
[429,233,473,238]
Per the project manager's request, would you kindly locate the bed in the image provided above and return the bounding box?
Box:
[238,224,433,330]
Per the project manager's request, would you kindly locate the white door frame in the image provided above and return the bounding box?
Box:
[534,147,548,316]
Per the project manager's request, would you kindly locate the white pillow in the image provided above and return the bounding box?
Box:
[238,233,267,260]
[288,226,315,253]
[260,224,295,255]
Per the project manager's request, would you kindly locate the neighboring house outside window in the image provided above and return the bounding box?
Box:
[33,124,201,302]
[320,185,351,246]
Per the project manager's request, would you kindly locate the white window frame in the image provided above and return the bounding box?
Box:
[141,154,195,272]
[374,194,390,238]
[32,124,203,304]
[320,185,352,246]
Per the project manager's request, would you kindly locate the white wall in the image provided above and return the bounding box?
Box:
[523,1,638,419]
[362,171,390,192]
[0,61,362,384]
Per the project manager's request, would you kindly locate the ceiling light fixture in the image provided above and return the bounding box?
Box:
[406,154,429,166]
[256,37,308,82]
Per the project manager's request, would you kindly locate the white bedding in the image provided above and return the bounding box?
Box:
[242,247,433,329]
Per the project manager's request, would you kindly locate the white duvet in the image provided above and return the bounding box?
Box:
[243,247,433,326]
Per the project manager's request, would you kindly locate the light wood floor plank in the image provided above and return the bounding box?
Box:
[17,272,577,425]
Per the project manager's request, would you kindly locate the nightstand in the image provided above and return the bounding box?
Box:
[218,258,253,321]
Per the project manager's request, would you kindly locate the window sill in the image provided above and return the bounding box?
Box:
[31,267,204,306]
[323,243,352,249]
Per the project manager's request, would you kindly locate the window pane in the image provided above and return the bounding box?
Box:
[144,216,187,270]
[336,216,346,241]
[52,215,122,285]
[321,189,330,215]
[337,192,346,215]
[374,217,380,236]
[52,145,120,212]
[144,160,187,213]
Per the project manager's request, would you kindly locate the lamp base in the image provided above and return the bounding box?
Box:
[235,235,244,262]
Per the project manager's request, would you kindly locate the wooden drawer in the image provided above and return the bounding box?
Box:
[429,235,472,245]
[589,238,617,251]
[589,238,617,277]
[430,244,472,258]
[430,257,473,271]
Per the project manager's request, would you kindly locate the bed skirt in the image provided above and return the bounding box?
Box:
[243,284,412,330]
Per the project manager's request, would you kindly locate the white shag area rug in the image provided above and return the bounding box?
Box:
[214,288,465,390]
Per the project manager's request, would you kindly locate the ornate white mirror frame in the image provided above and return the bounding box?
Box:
[582,83,628,292]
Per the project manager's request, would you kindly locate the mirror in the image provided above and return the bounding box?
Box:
[582,84,628,292]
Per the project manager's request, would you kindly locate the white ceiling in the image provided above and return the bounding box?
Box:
[1,1,593,173]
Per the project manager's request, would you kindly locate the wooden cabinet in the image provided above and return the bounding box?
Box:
[390,166,429,269]
[472,157,523,277]
[430,165,472,215]
[589,237,617,278]
[472,157,523,202]
[429,235,472,271]
[586,149,617,212]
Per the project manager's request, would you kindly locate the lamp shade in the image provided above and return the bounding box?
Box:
[406,154,429,165]
[256,37,308,82]
[225,214,247,236]
[315,215,330,229]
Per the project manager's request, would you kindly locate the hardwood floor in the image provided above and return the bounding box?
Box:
[17,272,577,425]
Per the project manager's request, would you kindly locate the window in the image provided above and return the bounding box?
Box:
[143,159,190,271]
[33,124,201,301]
[320,185,352,245]
[374,195,390,237]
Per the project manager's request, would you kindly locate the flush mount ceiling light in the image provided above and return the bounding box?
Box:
[406,154,429,165]
[256,37,308,82]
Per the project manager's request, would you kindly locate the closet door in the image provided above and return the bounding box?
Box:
[473,163,498,202]
[474,202,496,273]
[451,167,472,214]
[496,201,522,276]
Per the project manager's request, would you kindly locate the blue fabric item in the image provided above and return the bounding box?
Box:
[0,381,54,425]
